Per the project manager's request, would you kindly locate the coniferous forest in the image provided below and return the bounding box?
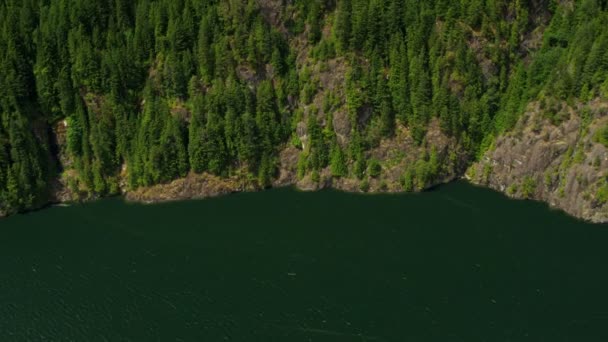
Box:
[1,0,608,216]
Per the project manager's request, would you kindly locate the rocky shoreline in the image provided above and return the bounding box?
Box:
[60,172,608,225]
[468,100,608,224]
[3,102,607,224]
[122,103,608,224]
[3,170,604,224]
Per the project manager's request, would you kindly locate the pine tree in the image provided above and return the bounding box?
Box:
[334,0,352,53]
[330,142,348,177]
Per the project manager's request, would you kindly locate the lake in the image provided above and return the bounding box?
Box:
[1,181,607,341]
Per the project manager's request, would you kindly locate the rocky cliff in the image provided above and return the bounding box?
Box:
[469,100,608,223]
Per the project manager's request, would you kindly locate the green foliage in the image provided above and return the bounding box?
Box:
[331,0,608,155]
[398,148,442,192]
[359,178,370,192]
[311,169,320,183]
[368,159,381,178]
[521,176,537,199]
[596,181,608,205]
[329,143,348,178]
[354,155,366,180]
[595,124,608,148]
[2,0,608,215]
[303,115,329,175]
[297,152,308,180]
[400,169,414,192]
[0,0,302,213]
[507,184,518,196]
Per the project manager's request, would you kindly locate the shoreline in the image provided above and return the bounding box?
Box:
[4,173,605,224]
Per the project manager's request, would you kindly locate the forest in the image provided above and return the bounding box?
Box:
[1,0,608,215]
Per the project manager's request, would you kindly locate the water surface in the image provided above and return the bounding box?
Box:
[1,181,607,341]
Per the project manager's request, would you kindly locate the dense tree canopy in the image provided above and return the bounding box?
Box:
[1,0,607,214]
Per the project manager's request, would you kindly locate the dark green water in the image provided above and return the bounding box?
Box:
[1,181,607,341]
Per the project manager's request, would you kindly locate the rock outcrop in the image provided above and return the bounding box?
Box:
[125,172,258,203]
[469,100,608,223]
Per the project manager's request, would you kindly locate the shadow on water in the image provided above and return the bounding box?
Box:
[0,181,607,341]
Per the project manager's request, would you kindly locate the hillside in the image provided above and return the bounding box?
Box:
[0,0,607,221]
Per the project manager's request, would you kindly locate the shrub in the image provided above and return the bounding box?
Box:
[368,159,382,178]
[521,176,536,199]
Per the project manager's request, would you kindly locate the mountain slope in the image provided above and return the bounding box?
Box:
[0,0,607,221]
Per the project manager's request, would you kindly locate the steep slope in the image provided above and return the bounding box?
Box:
[469,100,608,222]
[1,0,608,222]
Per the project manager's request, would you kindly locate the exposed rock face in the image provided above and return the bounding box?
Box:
[125,172,258,203]
[469,100,608,223]
[274,146,300,187]
[256,0,289,31]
